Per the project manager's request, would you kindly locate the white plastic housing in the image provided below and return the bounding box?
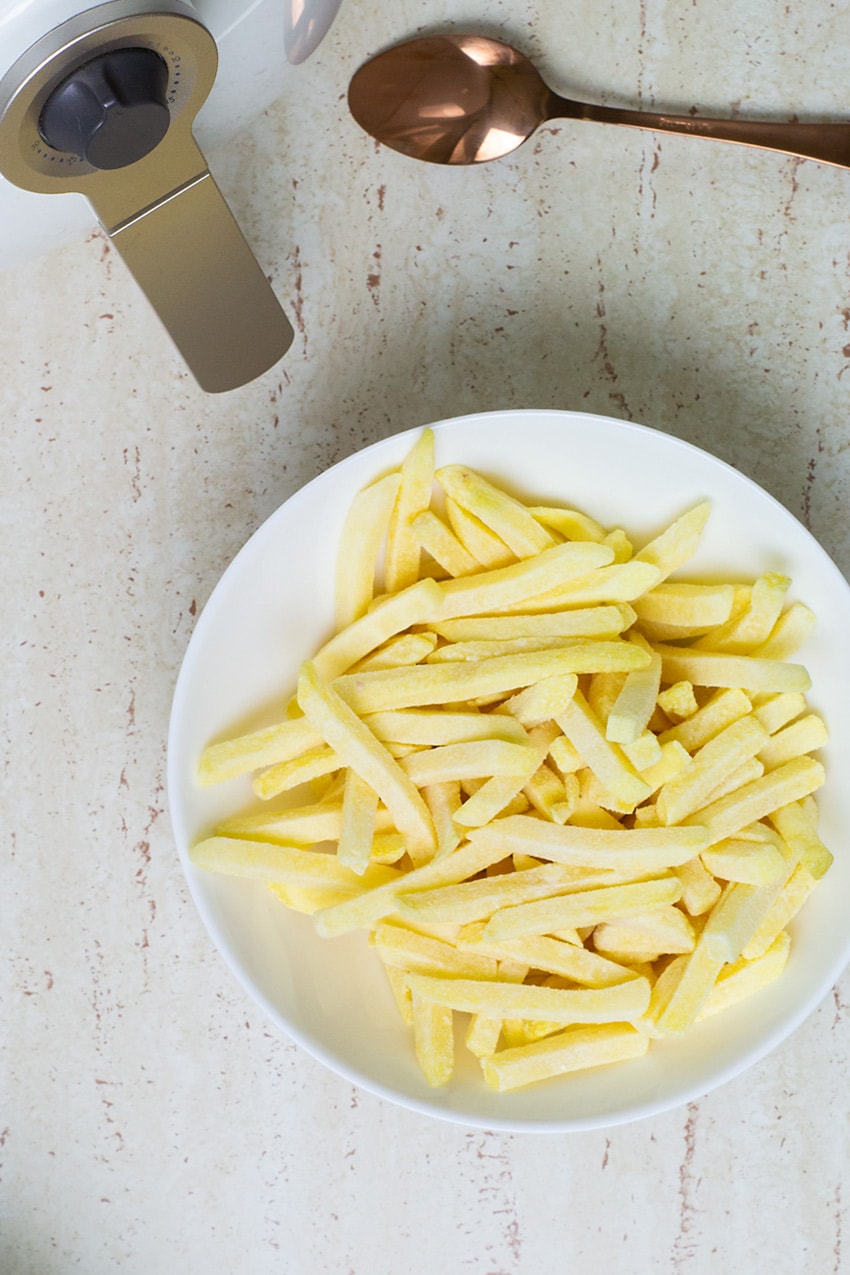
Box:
[0,0,341,266]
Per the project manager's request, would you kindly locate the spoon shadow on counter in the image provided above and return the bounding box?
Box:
[348,33,850,170]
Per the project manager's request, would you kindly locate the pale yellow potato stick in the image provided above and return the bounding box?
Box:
[606,640,663,744]
[410,509,479,577]
[658,687,752,751]
[461,932,646,988]
[198,714,324,786]
[384,428,435,594]
[481,1023,649,1091]
[365,709,528,747]
[524,762,574,823]
[653,645,811,694]
[373,921,499,979]
[769,800,833,879]
[757,714,828,770]
[430,605,634,643]
[453,765,541,830]
[400,739,539,787]
[693,572,790,653]
[751,690,807,734]
[499,561,661,610]
[466,814,708,871]
[498,673,578,728]
[335,644,649,715]
[621,731,663,773]
[314,577,443,681]
[634,501,711,579]
[649,935,725,1035]
[699,931,791,1018]
[297,660,437,860]
[674,855,723,916]
[216,800,394,845]
[632,582,735,628]
[701,873,796,964]
[682,755,825,846]
[700,836,788,885]
[370,832,407,864]
[268,881,361,914]
[528,505,607,542]
[445,496,515,568]
[587,670,627,727]
[353,632,438,671]
[337,769,379,874]
[398,863,591,924]
[656,715,770,825]
[698,756,764,806]
[593,905,696,960]
[482,876,683,942]
[314,834,518,936]
[334,470,401,628]
[742,867,818,959]
[465,1014,503,1058]
[423,781,464,860]
[252,743,341,800]
[655,681,699,722]
[753,602,816,660]
[384,963,414,1024]
[190,836,400,890]
[411,991,455,1087]
[548,733,584,775]
[556,690,652,809]
[436,464,556,557]
[405,971,651,1023]
[603,529,633,562]
[427,635,600,662]
[431,540,614,621]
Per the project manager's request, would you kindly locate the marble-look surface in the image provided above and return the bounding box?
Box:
[4,2,850,1271]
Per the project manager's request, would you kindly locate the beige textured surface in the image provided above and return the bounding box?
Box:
[4,2,850,1272]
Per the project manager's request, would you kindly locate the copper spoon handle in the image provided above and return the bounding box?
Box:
[550,92,850,170]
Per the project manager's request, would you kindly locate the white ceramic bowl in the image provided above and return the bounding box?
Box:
[167,409,850,1131]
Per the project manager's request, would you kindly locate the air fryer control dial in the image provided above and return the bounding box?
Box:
[39,47,170,170]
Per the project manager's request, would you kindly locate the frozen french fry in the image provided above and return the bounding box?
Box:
[404,970,651,1023]
[436,464,556,557]
[656,715,770,826]
[430,605,634,644]
[334,470,401,628]
[699,930,791,1018]
[481,1023,649,1091]
[556,690,652,810]
[335,644,648,715]
[445,496,515,568]
[411,990,455,1087]
[337,768,379,874]
[198,714,324,786]
[410,508,478,577]
[314,577,443,681]
[384,427,435,594]
[482,876,683,942]
[466,814,708,871]
[654,645,811,695]
[297,660,436,861]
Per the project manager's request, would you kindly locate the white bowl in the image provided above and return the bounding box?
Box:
[167,409,850,1131]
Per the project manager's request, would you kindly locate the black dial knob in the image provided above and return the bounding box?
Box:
[39,47,170,171]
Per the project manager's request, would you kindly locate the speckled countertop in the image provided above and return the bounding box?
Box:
[4,2,850,1272]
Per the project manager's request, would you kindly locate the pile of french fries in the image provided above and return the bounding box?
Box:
[191,429,832,1093]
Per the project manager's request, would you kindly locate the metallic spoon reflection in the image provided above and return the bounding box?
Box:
[349,33,850,170]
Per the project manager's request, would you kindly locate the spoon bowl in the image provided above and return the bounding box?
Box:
[349,33,850,171]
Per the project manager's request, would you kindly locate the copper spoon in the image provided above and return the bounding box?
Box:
[349,33,850,170]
